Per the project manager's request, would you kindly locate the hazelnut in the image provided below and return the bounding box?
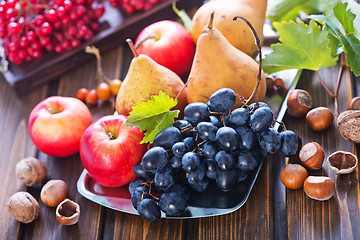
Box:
[41,180,69,207]
[15,157,47,186]
[346,96,360,110]
[303,176,335,201]
[306,107,334,131]
[280,164,308,189]
[337,110,360,144]
[56,199,80,225]
[287,89,312,117]
[8,191,40,223]
[327,150,358,174]
[299,142,325,170]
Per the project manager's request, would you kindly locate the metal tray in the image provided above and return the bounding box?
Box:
[77,66,302,219]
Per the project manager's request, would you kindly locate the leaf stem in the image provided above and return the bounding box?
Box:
[315,70,335,98]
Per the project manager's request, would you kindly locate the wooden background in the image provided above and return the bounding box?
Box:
[1,8,360,240]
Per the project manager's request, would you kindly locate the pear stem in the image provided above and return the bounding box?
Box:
[127,39,139,58]
[233,16,262,105]
[208,11,215,29]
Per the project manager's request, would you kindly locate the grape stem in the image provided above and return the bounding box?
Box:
[233,16,262,106]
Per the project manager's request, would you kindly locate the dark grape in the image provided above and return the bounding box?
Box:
[170,156,182,168]
[235,126,256,150]
[215,150,235,171]
[229,108,250,126]
[196,122,218,141]
[205,159,217,179]
[250,107,274,133]
[208,88,236,112]
[183,137,196,151]
[172,142,188,158]
[159,192,187,216]
[154,167,175,190]
[209,115,221,128]
[182,152,200,173]
[187,162,206,184]
[131,186,150,210]
[216,127,239,152]
[216,168,238,191]
[201,142,218,159]
[173,119,193,137]
[129,178,145,194]
[137,199,161,222]
[153,126,182,150]
[164,183,190,202]
[258,128,281,156]
[236,150,258,171]
[189,177,209,192]
[133,163,154,179]
[141,146,169,171]
[184,102,210,125]
[249,102,269,111]
[279,130,300,157]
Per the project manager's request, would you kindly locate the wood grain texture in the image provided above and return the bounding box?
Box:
[283,66,360,239]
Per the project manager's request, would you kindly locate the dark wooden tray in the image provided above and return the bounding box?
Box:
[0,0,203,95]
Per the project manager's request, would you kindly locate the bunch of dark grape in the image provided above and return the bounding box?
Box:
[0,0,105,64]
[129,88,302,222]
[107,0,164,14]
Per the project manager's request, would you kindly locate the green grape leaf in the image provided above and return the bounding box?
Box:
[125,91,179,144]
[310,1,360,76]
[262,20,338,74]
[267,0,321,22]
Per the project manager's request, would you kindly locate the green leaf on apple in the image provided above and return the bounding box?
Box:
[262,20,338,74]
[125,91,179,144]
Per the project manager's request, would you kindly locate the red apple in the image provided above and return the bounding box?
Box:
[135,20,195,78]
[79,115,147,187]
[29,96,92,157]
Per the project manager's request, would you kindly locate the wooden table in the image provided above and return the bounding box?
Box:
[1,41,360,239]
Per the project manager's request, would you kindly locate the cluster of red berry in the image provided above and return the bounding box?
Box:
[0,0,105,64]
[108,0,164,14]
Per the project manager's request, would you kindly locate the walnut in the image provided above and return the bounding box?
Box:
[15,157,47,186]
[8,192,40,223]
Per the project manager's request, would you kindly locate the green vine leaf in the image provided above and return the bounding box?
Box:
[125,91,179,144]
[262,20,338,74]
[310,1,360,76]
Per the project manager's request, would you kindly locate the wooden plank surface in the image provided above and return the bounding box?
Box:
[1,43,360,240]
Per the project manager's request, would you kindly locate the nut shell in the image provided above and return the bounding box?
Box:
[347,96,360,110]
[303,176,335,201]
[15,157,47,186]
[8,191,40,223]
[337,110,360,144]
[280,164,308,189]
[56,199,80,225]
[287,89,313,117]
[306,107,334,131]
[327,150,358,174]
[41,180,69,207]
[299,142,325,170]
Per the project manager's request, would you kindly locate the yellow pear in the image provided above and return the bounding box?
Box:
[116,40,187,116]
[187,12,266,107]
[191,0,267,57]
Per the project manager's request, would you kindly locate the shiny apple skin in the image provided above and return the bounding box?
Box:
[80,115,147,187]
[135,20,195,78]
[29,96,92,157]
